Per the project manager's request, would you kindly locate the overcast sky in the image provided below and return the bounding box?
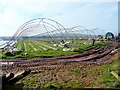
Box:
[0,0,118,36]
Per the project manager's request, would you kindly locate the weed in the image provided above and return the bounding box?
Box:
[70,68,80,73]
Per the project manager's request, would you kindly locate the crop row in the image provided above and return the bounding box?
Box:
[14,41,25,51]
[13,40,60,52]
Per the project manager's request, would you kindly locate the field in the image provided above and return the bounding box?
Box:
[2,40,75,59]
[2,40,108,59]
[2,40,119,89]
[1,16,119,89]
[3,52,120,89]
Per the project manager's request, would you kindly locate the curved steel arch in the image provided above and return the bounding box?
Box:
[70,26,96,39]
[76,26,96,39]
[9,18,67,40]
[91,28,105,37]
[7,18,68,44]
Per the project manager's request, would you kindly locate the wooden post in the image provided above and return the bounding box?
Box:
[6,73,14,81]
[111,71,120,81]
[8,70,31,85]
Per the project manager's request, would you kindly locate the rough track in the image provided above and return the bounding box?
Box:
[1,42,119,74]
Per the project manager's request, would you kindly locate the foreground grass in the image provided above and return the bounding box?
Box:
[5,53,119,89]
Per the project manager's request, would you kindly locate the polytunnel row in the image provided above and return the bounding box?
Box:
[9,18,104,42]
[1,18,105,50]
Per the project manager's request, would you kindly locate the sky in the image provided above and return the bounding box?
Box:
[0,0,118,36]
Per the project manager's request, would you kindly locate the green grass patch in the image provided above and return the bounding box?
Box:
[74,42,109,52]
[99,55,120,88]
[70,68,81,73]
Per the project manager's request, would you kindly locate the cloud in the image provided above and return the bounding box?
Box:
[0,0,118,36]
[0,0,52,36]
[53,2,118,34]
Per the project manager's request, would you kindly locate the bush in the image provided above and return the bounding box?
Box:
[70,68,80,73]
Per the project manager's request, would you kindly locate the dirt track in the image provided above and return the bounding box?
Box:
[1,42,119,74]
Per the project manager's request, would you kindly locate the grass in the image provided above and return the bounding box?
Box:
[2,40,119,89]
[24,50,76,58]
[3,50,76,59]
[3,52,119,89]
[70,67,81,73]
[98,54,120,88]
[74,42,108,52]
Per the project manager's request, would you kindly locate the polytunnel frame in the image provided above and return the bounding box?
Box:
[1,18,99,51]
[48,26,96,40]
[65,28,80,39]
[1,18,71,51]
[7,18,70,46]
[16,24,62,41]
[91,28,105,37]
[71,26,96,39]
[71,26,86,39]
[34,28,65,40]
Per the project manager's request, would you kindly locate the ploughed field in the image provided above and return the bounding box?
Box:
[1,41,119,74]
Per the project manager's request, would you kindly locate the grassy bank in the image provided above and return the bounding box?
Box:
[4,52,119,89]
